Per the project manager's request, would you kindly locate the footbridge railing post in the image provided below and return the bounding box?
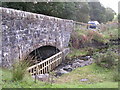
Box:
[27,51,63,76]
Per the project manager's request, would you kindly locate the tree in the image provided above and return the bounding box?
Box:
[1,2,76,20]
[88,2,106,23]
[2,2,90,23]
[105,7,115,22]
[74,2,90,23]
[2,2,115,23]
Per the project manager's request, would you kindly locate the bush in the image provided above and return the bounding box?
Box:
[112,67,120,81]
[87,30,107,43]
[70,31,80,49]
[70,29,107,49]
[12,60,31,81]
[70,30,91,49]
[93,50,118,69]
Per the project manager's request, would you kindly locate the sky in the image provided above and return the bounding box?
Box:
[99,0,119,13]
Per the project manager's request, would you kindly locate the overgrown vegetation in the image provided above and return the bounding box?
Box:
[93,49,118,69]
[67,47,100,59]
[92,45,119,82]
[112,67,120,82]
[70,28,108,49]
[101,28,118,40]
[68,21,118,59]
[12,59,31,81]
[67,24,119,83]
[66,48,89,59]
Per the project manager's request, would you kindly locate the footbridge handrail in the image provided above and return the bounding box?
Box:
[27,51,63,75]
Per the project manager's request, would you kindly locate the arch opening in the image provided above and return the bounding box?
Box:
[27,45,60,65]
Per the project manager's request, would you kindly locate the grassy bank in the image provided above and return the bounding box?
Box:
[54,64,118,88]
[101,28,118,40]
[1,64,118,88]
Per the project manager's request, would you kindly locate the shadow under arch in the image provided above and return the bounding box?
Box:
[27,45,60,65]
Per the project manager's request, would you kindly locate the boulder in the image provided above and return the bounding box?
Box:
[80,78,88,82]
[55,69,69,76]
[84,61,90,66]
[74,59,84,63]
[72,62,81,68]
[89,61,93,64]
[79,56,91,60]
[33,74,49,81]
[63,65,73,72]
[89,58,94,61]
[79,63,85,67]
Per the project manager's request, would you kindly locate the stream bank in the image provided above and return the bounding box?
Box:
[32,55,94,82]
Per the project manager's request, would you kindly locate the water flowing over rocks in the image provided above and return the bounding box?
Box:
[32,56,94,81]
[54,56,94,76]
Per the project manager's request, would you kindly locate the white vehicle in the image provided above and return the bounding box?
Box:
[87,21,100,29]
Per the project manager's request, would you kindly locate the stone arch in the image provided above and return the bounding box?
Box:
[25,45,60,65]
[22,42,62,58]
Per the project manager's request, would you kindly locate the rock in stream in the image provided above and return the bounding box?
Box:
[32,56,94,81]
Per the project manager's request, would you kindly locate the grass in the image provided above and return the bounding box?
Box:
[51,82,118,88]
[66,47,100,59]
[75,28,88,36]
[54,64,119,88]
[75,28,118,44]
[101,28,118,40]
[66,48,88,59]
[0,64,119,88]
[12,60,31,81]
[1,68,50,88]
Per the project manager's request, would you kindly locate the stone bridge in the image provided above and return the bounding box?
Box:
[0,7,74,67]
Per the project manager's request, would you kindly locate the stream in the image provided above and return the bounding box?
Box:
[32,55,94,82]
[54,55,94,77]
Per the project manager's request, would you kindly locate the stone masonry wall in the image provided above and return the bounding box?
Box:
[1,7,74,67]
